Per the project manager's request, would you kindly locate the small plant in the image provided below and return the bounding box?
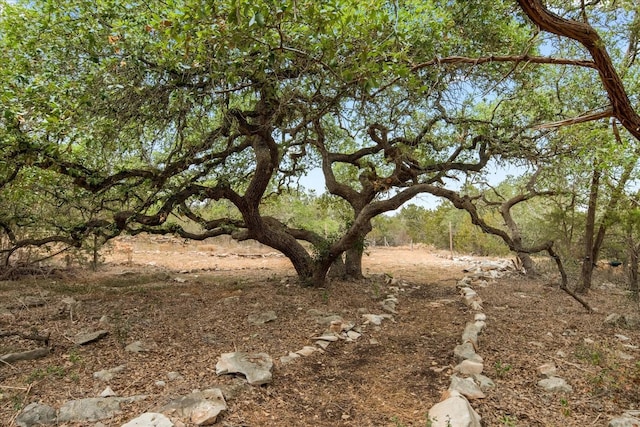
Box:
[560,398,571,417]
[494,360,512,378]
[500,414,517,426]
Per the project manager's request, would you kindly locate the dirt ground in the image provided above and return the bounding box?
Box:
[1,235,639,426]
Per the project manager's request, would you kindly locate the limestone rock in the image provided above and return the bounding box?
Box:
[247,310,277,325]
[216,352,273,385]
[160,389,227,426]
[604,313,626,327]
[453,360,483,375]
[449,375,485,400]
[280,352,301,364]
[454,342,483,363]
[472,374,495,391]
[167,371,184,381]
[609,411,640,427]
[361,313,393,326]
[100,386,116,397]
[537,362,557,377]
[125,341,150,353]
[295,346,318,357]
[93,365,126,382]
[428,390,481,427]
[461,323,482,346]
[122,412,174,427]
[58,396,147,422]
[15,402,57,427]
[73,330,108,345]
[538,377,573,393]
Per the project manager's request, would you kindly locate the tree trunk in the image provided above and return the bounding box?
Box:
[628,237,639,300]
[517,251,537,276]
[578,165,600,294]
[344,246,364,279]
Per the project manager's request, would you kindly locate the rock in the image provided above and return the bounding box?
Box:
[449,375,486,400]
[160,389,227,426]
[15,402,57,427]
[125,341,150,353]
[454,342,483,363]
[93,365,126,382]
[167,371,184,381]
[380,297,398,314]
[474,313,486,322]
[537,362,557,378]
[295,346,319,357]
[615,334,631,341]
[453,360,483,375]
[247,310,277,325]
[609,414,640,427]
[346,330,362,341]
[216,352,273,385]
[155,381,166,387]
[312,335,339,342]
[280,352,301,364]
[73,330,109,346]
[538,377,573,393]
[461,323,482,346]
[315,340,331,349]
[122,412,174,427]
[472,374,495,391]
[361,313,393,325]
[58,396,147,422]
[100,386,116,397]
[428,390,481,427]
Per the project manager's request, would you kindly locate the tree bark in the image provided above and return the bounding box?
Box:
[578,165,600,294]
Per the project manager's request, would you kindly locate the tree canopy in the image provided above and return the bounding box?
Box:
[2,0,640,286]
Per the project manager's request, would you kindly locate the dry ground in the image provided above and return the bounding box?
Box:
[1,236,639,426]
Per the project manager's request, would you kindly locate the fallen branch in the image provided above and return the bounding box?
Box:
[1,348,50,364]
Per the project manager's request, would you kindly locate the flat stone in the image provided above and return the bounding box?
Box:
[454,360,483,375]
[73,330,109,345]
[100,386,116,397]
[315,340,331,349]
[58,396,147,422]
[1,348,49,364]
[16,402,57,427]
[346,330,362,340]
[280,352,301,364]
[461,323,482,346]
[428,390,481,427]
[472,374,495,391]
[247,310,277,325]
[125,341,150,353]
[474,313,486,322]
[362,313,393,325]
[454,342,483,363]
[93,365,126,382]
[449,375,486,400]
[167,371,184,381]
[615,334,631,341]
[538,377,573,393]
[609,415,640,427]
[295,346,318,357]
[122,412,174,427]
[616,350,634,361]
[216,352,273,385]
[312,335,339,342]
[537,362,557,378]
[160,389,226,426]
